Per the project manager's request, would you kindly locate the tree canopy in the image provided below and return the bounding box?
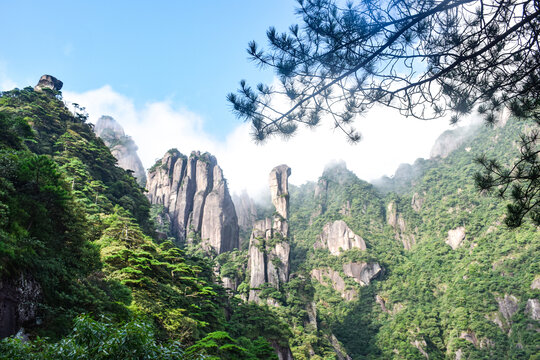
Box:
[229,0,539,140]
[229,0,540,226]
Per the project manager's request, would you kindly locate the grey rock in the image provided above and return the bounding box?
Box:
[342,262,381,286]
[311,268,356,301]
[316,220,366,255]
[330,334,353,360]
[94,116,146,186]
[387,201,416,250]
[446,226,466,250]
[146,150,238,254]
[532,277,540,290]
[269,165,291,219]
[232,191,257,232]
[247,166,291,304]
[430,126,473,159]
[497,294,519,321]
[270,340,293,360]
[525,299,540,320]
[0,274,42,338]
[34,74,63,92]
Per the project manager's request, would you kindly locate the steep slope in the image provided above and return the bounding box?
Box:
[284,119,539,359]
[146,149,239,254]
[94,115,146,186]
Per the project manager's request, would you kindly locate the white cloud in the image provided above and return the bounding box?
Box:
[0,64,17,91]
[64,86,454,198]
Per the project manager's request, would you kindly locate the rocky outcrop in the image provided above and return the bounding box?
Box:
[387,201,416,250]
[342,262,381,286]
[446,226,466,249]
[315,220,366,255]
[0,274,42,338]
[330,334,353,360]
[411,192,425,212]
[248,166,291,304]
[525,299,540,320]
[531,277,540,289]
[146,150,239,254]
[430,126,475,159]
[94,115,146,186]
[311,268,356,301]
[34,74,63,92]
[270,341,294,360]
[270,165,291,219]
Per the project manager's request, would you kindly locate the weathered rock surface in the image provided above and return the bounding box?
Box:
[270,340,294,360]
[342,262,381,286]
[269,165,291,219]
[531,277,540,289]
[311,268,356,301]
[497,294,519,321]
[430,126,474,159]
[248,165,291,304]
[315,220,366,255]
[146,150,239,254]
[94,115,146,186]
[330,333,353,360]
[0,274,42,338]
[446,226,466,249]
[525,299,540,320]
[387,201,416,250]
[34,74,63,92]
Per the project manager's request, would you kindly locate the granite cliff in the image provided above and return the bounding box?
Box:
[94,115,146,186]
[146,149,239,254]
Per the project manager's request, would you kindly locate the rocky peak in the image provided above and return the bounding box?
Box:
[94,115,146,186]
[34,75,63,92]
[248,165,292,304]
[269,164,291,219]
[146,150,239,254]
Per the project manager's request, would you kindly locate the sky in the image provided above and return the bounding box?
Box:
[1,1,457,197]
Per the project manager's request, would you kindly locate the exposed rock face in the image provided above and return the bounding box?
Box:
[315,220,366,255]
[411,192,424,212]
[270,341,294,360]
[0,274,42,338]
[146,150,239,254]
[387,201,416,250]
[531,277,540,289]
[248,166,291,304]
[525,299,540,320]
[330,334,353,360]
[34,74,63,92]
[446,226,466,250]
[430,126,474,159]
[311,268,356,301]
[269,165,291,219]
[342,262,381,286]
[497,294,519,321]
[94,116,146,186]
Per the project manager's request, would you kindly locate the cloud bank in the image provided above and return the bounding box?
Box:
[62,86,453,197]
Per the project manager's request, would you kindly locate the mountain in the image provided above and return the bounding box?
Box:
[94,115,146,187]
[0,76,538,360]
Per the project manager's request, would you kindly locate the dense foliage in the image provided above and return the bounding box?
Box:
[0,88,284,358]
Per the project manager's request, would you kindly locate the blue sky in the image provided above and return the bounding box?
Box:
[2,0,298,139]
[1,1,458,195]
